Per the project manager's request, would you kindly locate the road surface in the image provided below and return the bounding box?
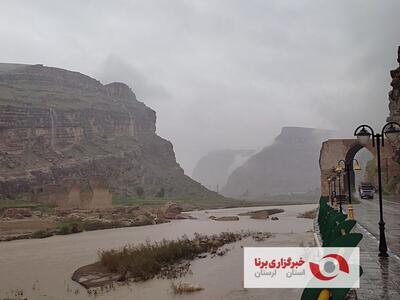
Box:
[353,197,400,256]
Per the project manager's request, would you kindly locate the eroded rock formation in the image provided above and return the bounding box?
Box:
[0,63,217,208]
[223,127,333,199]
[388,46,400,124]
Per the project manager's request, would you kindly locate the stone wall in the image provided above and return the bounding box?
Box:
[319,139,400,196]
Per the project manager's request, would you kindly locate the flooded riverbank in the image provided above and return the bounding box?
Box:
[0,204,316,300]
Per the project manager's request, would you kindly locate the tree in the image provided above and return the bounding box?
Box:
[135,186,144,198]
[156,187,165,198]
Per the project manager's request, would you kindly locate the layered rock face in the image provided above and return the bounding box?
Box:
[0,63,216,208]
[223,127,333,199]
[192,149,254,191]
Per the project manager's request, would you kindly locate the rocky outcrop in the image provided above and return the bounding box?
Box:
[156,201,184,219]
[2,208,32,219]
[223,127,333,199]
[385,46,400,193]
[192,149,254,191]
[0,63,218,208]
[388,46,400,124]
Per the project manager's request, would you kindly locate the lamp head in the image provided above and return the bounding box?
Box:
[384,123,400,143]
[353,160,361,171]
[356,126,371,145]
[335,165,344,173]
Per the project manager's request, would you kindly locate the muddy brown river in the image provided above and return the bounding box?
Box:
[0,204,317,300]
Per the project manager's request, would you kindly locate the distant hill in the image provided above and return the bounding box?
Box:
[192,149,254,191]
[222,127,333,199]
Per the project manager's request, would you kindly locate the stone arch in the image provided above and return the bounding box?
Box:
[343,142,371,193]
[319,139,400,196]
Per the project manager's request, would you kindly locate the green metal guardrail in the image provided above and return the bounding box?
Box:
[300,196,363,300]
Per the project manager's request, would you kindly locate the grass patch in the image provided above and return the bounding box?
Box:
[56,219,127,235]
[58,222,84,235]
[0,198,56,212]
[99,232,252,281]
[31,229,54,239]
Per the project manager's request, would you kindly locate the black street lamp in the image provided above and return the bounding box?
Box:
[337,169,342,213]
[354,121,400,257]
[327,177,331,202]
[332,176,337,210]
[337,159,361,220]
[328,176,333,204]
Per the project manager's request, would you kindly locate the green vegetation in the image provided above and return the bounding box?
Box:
[0,198,55,212]
[365,158,377,180]
[31,229,54,239]
[58,222,83,235]
[155,187,165,198]
[99,232,250,281]
[384,176,400,194]
[57,219,126,235]
[135,186,145,198]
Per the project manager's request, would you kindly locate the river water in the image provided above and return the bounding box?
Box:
[0,204,317,300]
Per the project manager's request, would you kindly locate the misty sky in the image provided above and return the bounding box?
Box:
[1,1,400,174]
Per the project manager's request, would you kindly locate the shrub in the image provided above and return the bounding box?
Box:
[32,230,53,239]
[99,232,250,281]
[135,187,144,198]
[58,222,83,235]
[155,187,165,198]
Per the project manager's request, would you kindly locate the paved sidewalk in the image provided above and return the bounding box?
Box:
[353,198,400,256]
[315,205,400,299]
[355,224,400,299]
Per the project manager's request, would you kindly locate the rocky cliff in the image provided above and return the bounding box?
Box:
[0,63,217,208]
[192,149,254,191]
[388,46,400,124]
[223,127,333,199]
[383,46,400,193]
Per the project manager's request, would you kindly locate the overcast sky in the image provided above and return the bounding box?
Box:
[1,1,400,174]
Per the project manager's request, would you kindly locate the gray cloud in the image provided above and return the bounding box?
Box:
[0,0,399,173]
[96,55,170,102]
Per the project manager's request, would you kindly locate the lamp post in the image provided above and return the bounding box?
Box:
[332,176,337,210]
[337,169,342,213]
[327,177,331,201]
[337,159,361,220]
[354,121,400,257]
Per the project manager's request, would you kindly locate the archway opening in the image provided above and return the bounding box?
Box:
[344,144,375,196]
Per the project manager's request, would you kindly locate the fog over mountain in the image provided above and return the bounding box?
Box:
[223,127,334,199]
[192,149,254,191]
[1,1,400,173]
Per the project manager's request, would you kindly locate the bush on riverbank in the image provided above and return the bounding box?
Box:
[32,229,54,239]
[99,232,247,281]
[57,219,127,235]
